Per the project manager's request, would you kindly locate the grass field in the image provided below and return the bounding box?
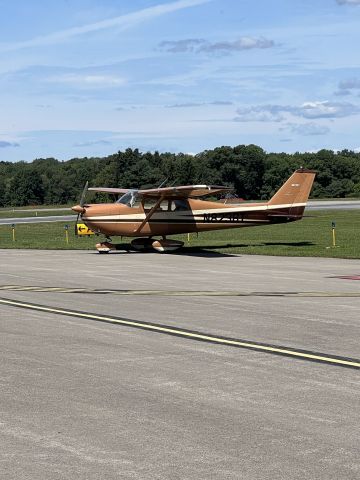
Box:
[0,209,359,258]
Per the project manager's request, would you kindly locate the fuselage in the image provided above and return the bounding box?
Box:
[79,198,305,238]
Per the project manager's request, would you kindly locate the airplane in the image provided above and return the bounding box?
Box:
[71,168,316,253]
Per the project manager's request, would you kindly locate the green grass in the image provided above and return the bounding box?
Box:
[0,210,359,258]
[178,209,360,258]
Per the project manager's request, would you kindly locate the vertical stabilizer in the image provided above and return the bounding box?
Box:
[267,168,316,218]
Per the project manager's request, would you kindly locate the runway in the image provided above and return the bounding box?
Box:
[0,214,75,225]
[307,199,360,210]
[1,250,360,479]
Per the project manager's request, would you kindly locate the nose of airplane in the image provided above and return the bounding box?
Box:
[72,205,85,214]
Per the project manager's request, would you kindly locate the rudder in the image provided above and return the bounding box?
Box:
[267,168,316,219]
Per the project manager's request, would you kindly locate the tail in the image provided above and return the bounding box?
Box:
[267,168,316,220]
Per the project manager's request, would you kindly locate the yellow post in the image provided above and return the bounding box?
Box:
[64,224,69,245]
[331,221,336,247]
[11,224,16,242]
[187,233,190,244]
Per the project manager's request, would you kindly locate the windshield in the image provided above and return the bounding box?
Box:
[116,190,138,207]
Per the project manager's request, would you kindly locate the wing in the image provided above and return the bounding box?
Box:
[88,185,232,198]
[88,187,131,194]
[137,185,233,199]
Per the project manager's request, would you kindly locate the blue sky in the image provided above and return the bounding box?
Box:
[1,0,360,161]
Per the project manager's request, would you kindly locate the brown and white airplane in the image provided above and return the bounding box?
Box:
[72,168,316,253]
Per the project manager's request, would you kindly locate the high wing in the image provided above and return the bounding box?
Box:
[88,187,130,194]
[88,185,232,198]
[138,185,232,198]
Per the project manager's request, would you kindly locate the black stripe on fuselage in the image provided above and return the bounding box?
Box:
[83,218,270,225]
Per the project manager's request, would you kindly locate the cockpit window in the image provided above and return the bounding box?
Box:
[116,190,138,207]
[173,199,189,211]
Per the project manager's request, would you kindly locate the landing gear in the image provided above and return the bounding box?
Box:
[96,237,184,254]
[131,236,184,252]
[151,238,184,252]
[95,241,116,253]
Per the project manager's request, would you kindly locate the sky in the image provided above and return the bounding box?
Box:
[1,0,360,161]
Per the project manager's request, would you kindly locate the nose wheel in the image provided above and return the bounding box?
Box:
[96,240,115,253]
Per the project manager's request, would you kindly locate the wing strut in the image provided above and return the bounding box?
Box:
[134,196,164,233]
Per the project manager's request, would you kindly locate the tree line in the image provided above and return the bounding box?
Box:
[1,145,360,207]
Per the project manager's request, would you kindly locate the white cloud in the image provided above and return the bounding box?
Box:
[74,139,112,147]
[158,39,205,53]
[0,0,211,53]
[46,73,127,87]
[167,100,233,108]
[290,123,330,136]
[234,105,283,122]
[297,101,360,118]
[234,101,360,122]
[0,140,19,148]
[338,78,360,90]
[336,0,360,5]
[199,37,275,53]
[159,36,275,54]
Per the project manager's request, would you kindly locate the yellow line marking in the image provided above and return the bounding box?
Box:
[0,297,359,369]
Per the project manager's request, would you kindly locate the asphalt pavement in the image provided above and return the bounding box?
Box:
[0,250,359,479]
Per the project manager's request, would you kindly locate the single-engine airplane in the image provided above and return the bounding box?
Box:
[72,168,316,253]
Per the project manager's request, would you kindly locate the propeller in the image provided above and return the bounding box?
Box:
[73,181,88,235]
[80,181,88,208]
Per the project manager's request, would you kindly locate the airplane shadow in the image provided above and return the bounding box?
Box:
[263,241,315,247]
[89,244,236,257]
[176,241,315,257]
[88,241,315,258]
[172,247,238,258]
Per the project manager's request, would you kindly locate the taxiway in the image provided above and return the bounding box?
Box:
[0,250,359,479]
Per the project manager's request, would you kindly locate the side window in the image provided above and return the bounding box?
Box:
[172,199,189,211]
[143,199,167,212]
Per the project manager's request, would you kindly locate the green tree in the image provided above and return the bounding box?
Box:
[7,169,44,206]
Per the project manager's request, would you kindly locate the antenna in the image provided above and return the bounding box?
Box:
[157,178,168,188]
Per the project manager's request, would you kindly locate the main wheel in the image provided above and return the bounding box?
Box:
[152,239,184,252]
